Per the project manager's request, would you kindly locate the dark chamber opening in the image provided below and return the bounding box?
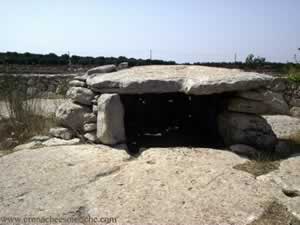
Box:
[121,93,227,153]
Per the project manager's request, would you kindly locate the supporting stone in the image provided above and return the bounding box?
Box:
[97,94,126,145]
[218,111,278,151]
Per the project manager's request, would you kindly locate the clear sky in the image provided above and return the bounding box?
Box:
[0,0,299,63]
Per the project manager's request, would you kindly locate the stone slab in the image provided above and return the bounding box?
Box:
[87,65,273,95]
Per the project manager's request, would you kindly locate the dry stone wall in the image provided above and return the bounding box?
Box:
[0,73,76,97]
[227,78,300,118]
[54,64,127,145]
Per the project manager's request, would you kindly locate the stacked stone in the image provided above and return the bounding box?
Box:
[227,77,300,118]
[264,77,300,117]
[50,63,128,145]
[220,78,299,153]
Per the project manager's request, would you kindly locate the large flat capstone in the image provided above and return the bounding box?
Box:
[86,65,273,95]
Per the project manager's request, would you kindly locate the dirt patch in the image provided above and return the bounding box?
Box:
[233,160,280,177]
[249,201,299,225]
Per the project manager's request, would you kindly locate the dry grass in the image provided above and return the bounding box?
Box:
[0,78,58,150]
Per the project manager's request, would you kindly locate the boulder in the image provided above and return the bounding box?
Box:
[86,65,272,94]
[236,90,289,115]
[87,65,117,75]
[49,127,74,140]
[56,101,91,131]
[290,107,300,118]
[83,123,96,132]
[66,87,94,105]
[69,80,86,87]
[97,94,126,145]
[218,112,278,151]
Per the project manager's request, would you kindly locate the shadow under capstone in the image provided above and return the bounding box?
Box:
[120,93,230,154]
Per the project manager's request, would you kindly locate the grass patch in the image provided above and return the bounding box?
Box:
[249,201,299,225]
[288,72,300,84]
[286,64,300,84]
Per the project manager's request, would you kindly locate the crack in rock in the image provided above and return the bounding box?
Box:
[88,166,121,183]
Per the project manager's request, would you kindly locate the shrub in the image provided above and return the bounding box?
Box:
[286,64,300,83]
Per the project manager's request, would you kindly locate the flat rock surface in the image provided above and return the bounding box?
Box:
[87,65,273,94]
[258,156,300,221]
[1,145,299,225]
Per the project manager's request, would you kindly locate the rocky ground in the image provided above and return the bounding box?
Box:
[0,144,299,225]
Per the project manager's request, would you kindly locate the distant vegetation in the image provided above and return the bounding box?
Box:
[192,54,300,78]
[0,52,300,78]
[193,55,288,75]
[0,52,176,67]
